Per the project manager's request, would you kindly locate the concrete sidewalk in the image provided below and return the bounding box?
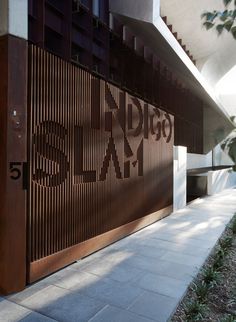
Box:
[1,189,236,322]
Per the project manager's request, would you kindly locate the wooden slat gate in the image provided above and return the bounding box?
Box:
[28,45,174,283]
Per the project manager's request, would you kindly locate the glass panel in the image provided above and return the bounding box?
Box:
[80,0,90,8]
[93,0,100,17]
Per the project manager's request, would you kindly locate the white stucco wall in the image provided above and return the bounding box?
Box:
[187,152,212,170]
[208,168,236,195]
[187,148,233,170]
[200,45,236,89]
[218,95,236,117]
[0,0,28,39]
[173,146,187,211]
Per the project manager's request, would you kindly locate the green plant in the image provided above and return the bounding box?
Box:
[230,215,236,234]
[201,0,236,39]
[213,247,225,270]
[232,221,236,234]
[219,314,236,322]
[191,281,210,302]
[220,236,233,251]
[202,267,221,286]
[183,300,206,321]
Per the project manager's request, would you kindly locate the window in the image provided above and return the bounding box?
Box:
[93,0,100,17]
[80,0,89,8]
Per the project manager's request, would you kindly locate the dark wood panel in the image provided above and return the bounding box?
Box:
[28,45,174,282]
[29,205,172,282]
[0,35,27,295]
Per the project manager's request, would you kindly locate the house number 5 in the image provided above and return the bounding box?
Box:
[9,162,22,180]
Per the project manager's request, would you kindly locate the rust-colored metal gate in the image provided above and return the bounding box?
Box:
[28,45,174,283]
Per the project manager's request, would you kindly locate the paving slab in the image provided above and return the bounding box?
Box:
[159,250,206,268]
[80,258,144,283]
[19,285,107,322]
[0,300,56,322]
[2,188,236,322]
[135,259,198,282]
[89,305,154,322]
[80,277,144,309]
[54,270,103,292]
[138,238,210,257]
[128,291,179,322]
[134,272,189,299]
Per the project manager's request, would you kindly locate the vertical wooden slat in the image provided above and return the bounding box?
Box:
[28,45,174,281]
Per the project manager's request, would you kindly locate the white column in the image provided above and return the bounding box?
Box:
[173,146,187,211]
[0,0,28,39]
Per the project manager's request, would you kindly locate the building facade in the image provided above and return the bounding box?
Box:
[0,0,232,294]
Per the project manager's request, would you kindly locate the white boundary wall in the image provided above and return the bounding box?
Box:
[208,168,236,195]
[187,152,212,170]
[173,146,187,211]
[187,147,233,170]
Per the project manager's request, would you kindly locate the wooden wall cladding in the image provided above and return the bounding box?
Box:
[0,35,27,294]
[28,45,174,281]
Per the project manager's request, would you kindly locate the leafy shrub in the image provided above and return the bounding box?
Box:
[191,281,210,302]
[220,236,233,251]
[202,267,221,286]
[183,300,206,321]
[201,0,236,39]
[213,247,225,270]
[219,314,236,322]
[230,216,236,234]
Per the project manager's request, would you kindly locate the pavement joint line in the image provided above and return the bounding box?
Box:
[87,304,110,322]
